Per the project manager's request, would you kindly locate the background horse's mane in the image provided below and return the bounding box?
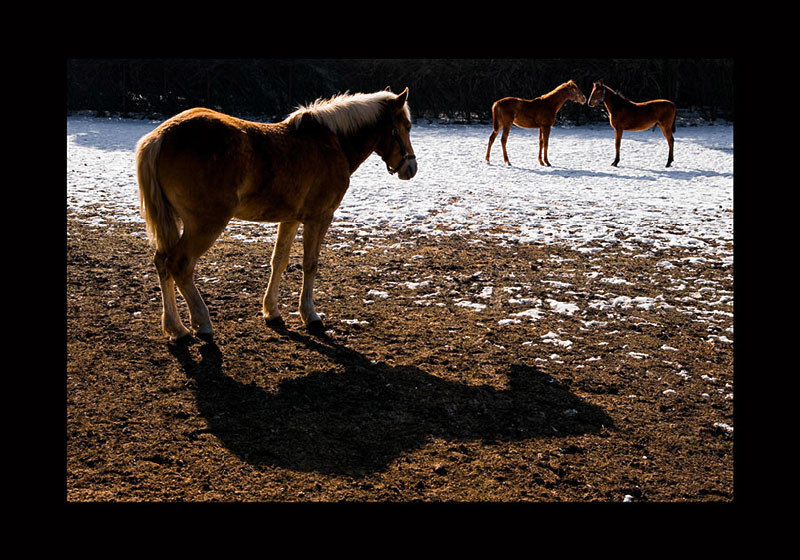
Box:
[286,90,410,136]
[601,82,630,101]
[536,80,576,101]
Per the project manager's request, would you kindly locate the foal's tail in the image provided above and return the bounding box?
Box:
[136,132,181,254]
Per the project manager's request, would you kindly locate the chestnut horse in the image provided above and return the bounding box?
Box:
[137,88,416,340]
[485,80,586,166]
[587,80,676,167]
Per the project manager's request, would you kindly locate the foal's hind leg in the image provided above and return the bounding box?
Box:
[660,123,674,167]
[263,220,301,326]
[167,220,228,339]
[500,125,512,165]
[486,128,499,163]
[154,251,192,340]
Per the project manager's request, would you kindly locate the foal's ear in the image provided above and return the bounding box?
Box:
[395,87,409,106]
[385,86,392,92]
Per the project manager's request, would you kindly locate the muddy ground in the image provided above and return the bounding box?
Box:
[65,210,734,502]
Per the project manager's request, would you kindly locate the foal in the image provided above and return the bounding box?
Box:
[137,89,416,340]
[587,80,676,167]
[485,80,586,166]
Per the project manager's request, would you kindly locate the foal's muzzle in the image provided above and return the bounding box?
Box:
[388,154,417,180]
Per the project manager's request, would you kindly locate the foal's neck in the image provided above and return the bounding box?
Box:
[547,84,572,110]
[337,123,383,175]
[602,86,628,112]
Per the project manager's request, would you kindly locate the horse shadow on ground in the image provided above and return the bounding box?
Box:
[492,161,637,181]
[497,162,730,182]
[168,328,615,477]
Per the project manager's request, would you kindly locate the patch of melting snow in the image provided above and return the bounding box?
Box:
[542,331,573,348]
[455,300,486,311]
[713,422,733,433]
[548,299,579,315]
[511,308,545,321]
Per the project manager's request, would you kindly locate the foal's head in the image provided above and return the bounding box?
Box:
[566,80,587,105]
[588,81,606,107]
[375,88,417,180]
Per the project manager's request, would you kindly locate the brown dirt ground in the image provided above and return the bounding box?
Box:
[66,209,734,502]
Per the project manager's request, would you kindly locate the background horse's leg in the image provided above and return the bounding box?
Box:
[539,126,552,166]
[500,125,512,165]
[263,220,301,326]
[169,220,228,339]
[660,123,674,167]
[486,128,499,163]
[612,128,623,167]
[300,215,333,329]
[154,251,191,340]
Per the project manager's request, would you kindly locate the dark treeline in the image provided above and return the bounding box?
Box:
[67,59,734,123]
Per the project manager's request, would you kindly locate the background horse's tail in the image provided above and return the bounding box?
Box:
[136,132,181,254]
[491,101,500,131]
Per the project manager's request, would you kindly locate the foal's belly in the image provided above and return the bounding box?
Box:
[233,179,347,224]
[233,206,297,223]
[233,188,305,223]
[622,122,656,132]
[513,115,551,129]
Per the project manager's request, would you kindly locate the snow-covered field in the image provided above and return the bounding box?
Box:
[66,115,733,262]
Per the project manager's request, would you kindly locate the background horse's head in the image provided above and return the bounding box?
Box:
[588,81,606,107]
[567,80,587,105]
[376,88,417,180]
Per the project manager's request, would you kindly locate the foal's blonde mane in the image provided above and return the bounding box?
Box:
[285,90,410,136]
[543,80,577,98]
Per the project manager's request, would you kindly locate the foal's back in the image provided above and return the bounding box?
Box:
[152,108,349,224]
[493,96,556,129]
[613,98,676,132]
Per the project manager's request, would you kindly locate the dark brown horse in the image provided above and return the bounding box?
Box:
[485,80,586,166]
[137,88,416,340]
[587,80,676,167]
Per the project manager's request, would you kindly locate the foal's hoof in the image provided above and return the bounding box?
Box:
[194,323,214,340]
[196,331,215,343]
[167,328,193,343]
[306,319,326,334]
[168,332,194,346]
[265,316,286,330]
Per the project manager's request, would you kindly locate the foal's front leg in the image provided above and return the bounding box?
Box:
[612,128,623,167]
[263,221,300,326]
[300,216,332,330]
[538,127,552,166]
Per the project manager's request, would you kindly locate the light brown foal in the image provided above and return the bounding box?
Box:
[486,80,586,166]
[137,89,416,340]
